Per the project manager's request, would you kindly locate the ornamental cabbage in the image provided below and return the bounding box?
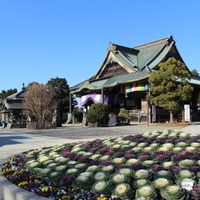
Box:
[162,143,174,149]
[66,168,78,176]
[91,181,111,194]
[131,147,142,152]
[101,165,115,173]
[49,171,62,181]
[173,147,183,153]
[161,185,188,200]
[90,154,101,160]
[86,165,100,172]
[134,169,151,179]
[110,173,129,184]
[67,160,77,167]
[135,185,157,200]
[117,168,133,176]
[185,147,196,153]
[47,162,57,169]
[112,157,126,164]
[133,179,150,188]
[99,155,111,161]
[178,159,196,168]
[112,183,133,197]
[142,160,155,167]
[125,158,139,166]
[153,178,171,189]
[94,172,108,181]
[176,170,196,180]
[137,142,148,147]
[39,168,51,177]
[162,161,175,169]
[176,142,188,148]
[55,165,67,172]
[143,147,153,152]
[72,175,93,189]
[190,142,200,148]
[154,170,172,179]
[43,159,54,166]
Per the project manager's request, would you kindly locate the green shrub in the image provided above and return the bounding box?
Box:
[118,108,131,124]
[86,103,109,126]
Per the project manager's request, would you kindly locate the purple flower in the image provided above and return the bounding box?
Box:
[165,151,174,157]
[152,164,163,172]
[155,154,165,161]
[101,160,112,166]
[151,151,160,157]
[124,154,135,159]
[188,166,200,173]
[126,150,135,154]
[79,156,90,163]
[105,151,115,156]
[130,163,143,170]
[138,155,149,161]
[170,166,180,173]
[193,184,200,194]
[116,164,126,168]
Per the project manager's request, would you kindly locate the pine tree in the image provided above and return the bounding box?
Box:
[148,57,193,123]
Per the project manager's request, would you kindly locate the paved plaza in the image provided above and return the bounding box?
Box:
[1,123,200,163]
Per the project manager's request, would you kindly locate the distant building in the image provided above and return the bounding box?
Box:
[70,36,200,123]
[1,85,27,128]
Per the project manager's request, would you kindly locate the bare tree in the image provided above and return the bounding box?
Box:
[25,83,57,129]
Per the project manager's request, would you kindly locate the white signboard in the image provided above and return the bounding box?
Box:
[184,104,190,122]
[181,181,193,191]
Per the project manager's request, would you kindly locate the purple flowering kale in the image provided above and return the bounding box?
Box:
[169,166,180,173]
[152,164,163,172]
[101,160,113,166]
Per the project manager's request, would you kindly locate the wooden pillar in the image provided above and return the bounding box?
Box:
[69,92,72,113]
[101,88,104,104]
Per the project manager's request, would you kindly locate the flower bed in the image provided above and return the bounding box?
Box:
[2,130,200,200]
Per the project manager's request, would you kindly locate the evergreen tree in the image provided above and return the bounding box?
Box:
[47,77,71,126]
[148,57,193,123]
[191,69,200,77]
[0,88,17,99]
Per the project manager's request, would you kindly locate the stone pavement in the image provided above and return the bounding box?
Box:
[0,122,200,163]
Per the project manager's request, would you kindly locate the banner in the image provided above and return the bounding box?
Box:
[121,83,147,93]
[184,104,190,122]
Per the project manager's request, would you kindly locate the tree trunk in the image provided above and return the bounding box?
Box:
[169,110,174,123]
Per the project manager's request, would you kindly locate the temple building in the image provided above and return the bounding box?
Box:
[0,85,27,128]
[71,36,200,123]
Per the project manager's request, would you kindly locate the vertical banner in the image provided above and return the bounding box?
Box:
[152,104,156,123]
[184,104,190,122]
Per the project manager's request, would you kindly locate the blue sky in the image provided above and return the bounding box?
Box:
[0,0,200,91]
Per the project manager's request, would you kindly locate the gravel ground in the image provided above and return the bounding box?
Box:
[0,123,188,140]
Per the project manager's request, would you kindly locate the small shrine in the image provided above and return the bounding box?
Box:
[1,84,27,128]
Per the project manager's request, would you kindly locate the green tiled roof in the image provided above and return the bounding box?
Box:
[189,76,200,86]
[71,70,149,93]
[5,101,27,110]
[136,41,168,70]
[70,36,199,93]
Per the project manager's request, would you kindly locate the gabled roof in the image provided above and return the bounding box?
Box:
[70,36,186,93]
[7,86,26,100]
[3,87,27,110]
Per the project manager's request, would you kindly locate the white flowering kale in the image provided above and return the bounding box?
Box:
[112,183,133,197]
[160,185,188,200]
[135,185,157,200]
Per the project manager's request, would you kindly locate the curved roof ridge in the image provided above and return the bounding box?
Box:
[134,36,172,50]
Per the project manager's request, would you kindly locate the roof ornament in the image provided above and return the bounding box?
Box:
[146,65,151,73]
[22,83,26,91]
[108,42,117,53]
